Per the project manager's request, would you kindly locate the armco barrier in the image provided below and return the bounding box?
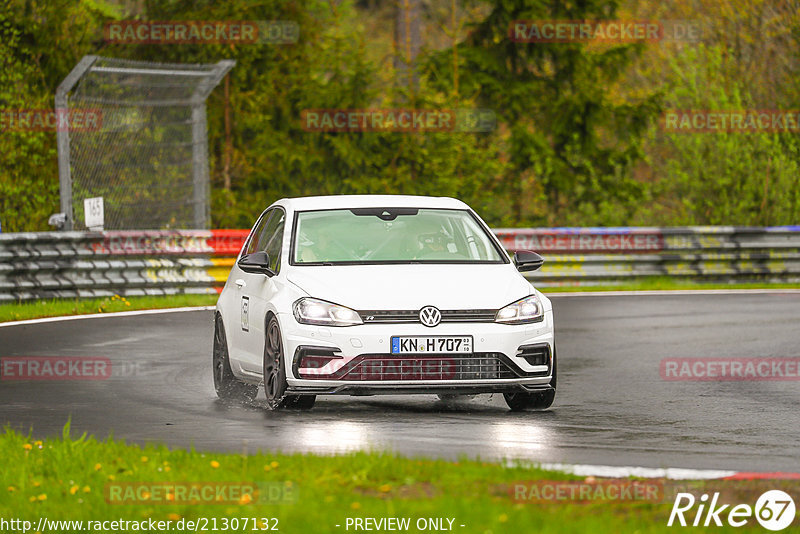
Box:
[0,230,245,303]
[2,226,800,301]
[496,226,800,286]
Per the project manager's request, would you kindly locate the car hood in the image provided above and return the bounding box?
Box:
[286,264,531,310]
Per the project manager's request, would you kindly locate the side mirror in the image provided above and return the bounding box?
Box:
[513,250,544,272]
[238,251,275,276]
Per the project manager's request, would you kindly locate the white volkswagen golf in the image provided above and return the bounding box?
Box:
[213,195,556,411]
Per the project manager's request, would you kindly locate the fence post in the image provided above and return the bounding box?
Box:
[190,60,235,229]
[55,55,98,231]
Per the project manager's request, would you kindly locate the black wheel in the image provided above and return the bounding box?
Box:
[213,314,258,402]
[504,346,557,411]
[263,316,316,410]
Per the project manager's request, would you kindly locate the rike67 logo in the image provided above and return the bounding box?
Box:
[668,490,796,531]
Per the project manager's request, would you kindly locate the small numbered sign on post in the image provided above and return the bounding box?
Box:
[84,197,104,230]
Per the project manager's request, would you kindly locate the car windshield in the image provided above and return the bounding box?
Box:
[293,208,505,264]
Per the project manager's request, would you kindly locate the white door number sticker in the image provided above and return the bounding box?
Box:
[241,296,249,332]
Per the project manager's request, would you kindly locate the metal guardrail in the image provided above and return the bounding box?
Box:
[496,226,800,286]
[0,231,239,302]
[2,226,800,301]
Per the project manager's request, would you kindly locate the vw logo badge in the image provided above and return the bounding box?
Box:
[419,306,442,327]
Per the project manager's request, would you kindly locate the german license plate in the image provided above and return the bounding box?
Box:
[391,336,473,354]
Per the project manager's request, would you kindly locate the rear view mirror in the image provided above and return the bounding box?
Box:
[513,250,544,272]
[238,251,274,276]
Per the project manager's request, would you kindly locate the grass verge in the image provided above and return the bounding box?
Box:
[0,425,778,533]
[0,294,218,323]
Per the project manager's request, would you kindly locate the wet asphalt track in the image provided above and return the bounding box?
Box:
[1,293,799,472]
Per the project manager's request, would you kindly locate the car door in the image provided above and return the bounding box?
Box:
[227,209,272,369]
[236,208,286,373]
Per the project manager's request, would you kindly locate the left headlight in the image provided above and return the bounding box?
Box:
[495,295,544,324]
[293,297,363,327]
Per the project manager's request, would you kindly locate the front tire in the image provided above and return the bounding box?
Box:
[263,316,316,410]
[504,346,557,411]
[213,314,258,402]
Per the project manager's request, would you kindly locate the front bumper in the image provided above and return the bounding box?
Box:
[280,310,554,395]
[286,383,556,396]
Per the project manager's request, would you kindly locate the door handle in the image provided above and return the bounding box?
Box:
[235,279,246,289]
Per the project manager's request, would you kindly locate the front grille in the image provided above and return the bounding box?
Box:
[308,353,518,381]
[358,309,497,324]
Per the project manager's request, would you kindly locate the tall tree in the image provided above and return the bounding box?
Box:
[394,0,422,95]
[428,0,661,225]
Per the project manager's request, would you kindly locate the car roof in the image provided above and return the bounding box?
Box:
[273,195,470,212]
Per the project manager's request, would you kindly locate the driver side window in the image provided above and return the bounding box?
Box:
[262,211,285,273]
[245,210,272,256]
[245,209,285,273]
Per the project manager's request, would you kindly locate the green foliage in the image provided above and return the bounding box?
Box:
[123,0,505,228]
[649,44,800,225]
[0,0,117,232]
[1,0,799,231]
[426,0,661,226]
[0,6,56,232]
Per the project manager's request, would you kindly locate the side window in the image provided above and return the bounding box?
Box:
[261,211,285,273]
[245,209,285,273]
[245,210,273,255]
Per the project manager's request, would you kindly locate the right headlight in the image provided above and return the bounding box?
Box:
[495,295,544,324]
[293,297,363,327]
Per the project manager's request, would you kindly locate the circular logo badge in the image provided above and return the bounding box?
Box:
[755,490,796,531]
[419,306,442,327]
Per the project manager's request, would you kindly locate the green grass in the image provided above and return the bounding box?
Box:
[0,294,218,323]
[0,425,775,533]
[538,276,800,293]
